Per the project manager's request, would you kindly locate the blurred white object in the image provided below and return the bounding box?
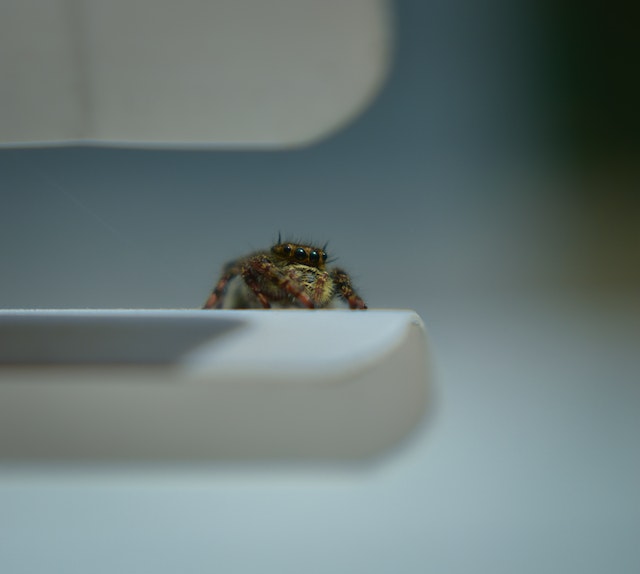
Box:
[0,310,430,461]
[0,0,391,147]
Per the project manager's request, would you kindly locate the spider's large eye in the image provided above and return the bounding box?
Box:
[295,247,306,261]
[309,250,320,264]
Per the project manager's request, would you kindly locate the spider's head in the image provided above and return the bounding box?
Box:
[271,242,328,269]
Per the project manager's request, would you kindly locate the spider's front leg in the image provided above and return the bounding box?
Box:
[203,261,242,309]
[331,268,367,309]
[241,268,273,308]
[247,256,315,309]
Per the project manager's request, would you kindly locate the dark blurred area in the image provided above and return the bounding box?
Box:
[537,0,640,291]
[539,0,639,167]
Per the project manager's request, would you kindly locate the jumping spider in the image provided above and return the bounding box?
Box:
[203,238,367,310]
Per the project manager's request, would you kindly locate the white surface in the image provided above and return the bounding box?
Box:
[0,309,429,460]
[0,0,391,147]
[1,293,638,574]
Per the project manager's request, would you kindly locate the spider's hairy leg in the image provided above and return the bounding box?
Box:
[331,268,367,309]
[203,260,242,309]
[249,256,316,309]
[241,268,273,308]
[308,269,333,308]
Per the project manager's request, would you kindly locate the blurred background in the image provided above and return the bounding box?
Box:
[1,0,639,573]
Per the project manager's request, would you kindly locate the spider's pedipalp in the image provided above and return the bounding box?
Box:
[247,255,315,309]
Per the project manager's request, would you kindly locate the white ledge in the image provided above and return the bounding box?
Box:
[0,310,431,461]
